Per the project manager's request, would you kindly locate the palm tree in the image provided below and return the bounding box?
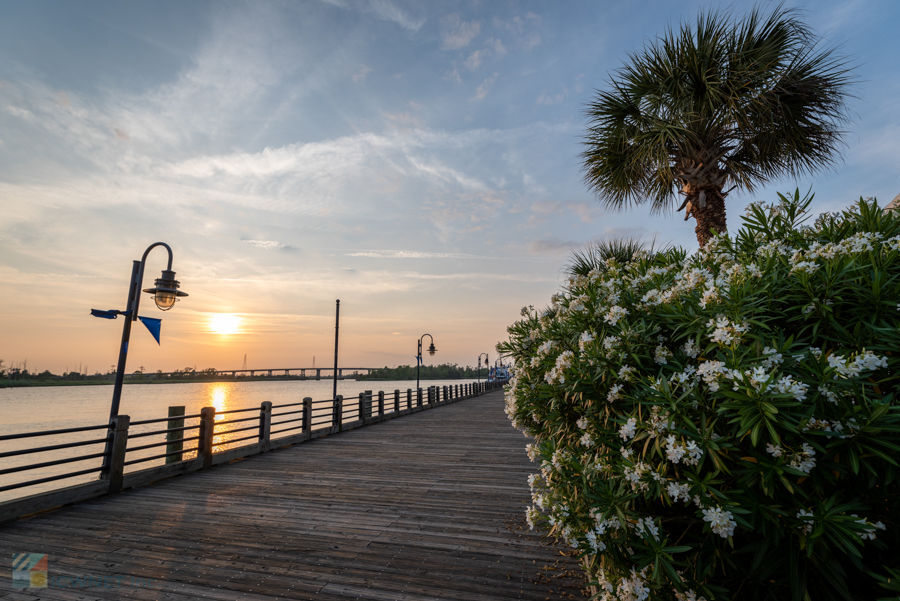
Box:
[581,5,854,246]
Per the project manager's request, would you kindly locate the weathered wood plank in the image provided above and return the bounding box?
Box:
[0,390,583,600]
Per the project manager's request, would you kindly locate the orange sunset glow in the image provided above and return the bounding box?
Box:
[209,314,242,336]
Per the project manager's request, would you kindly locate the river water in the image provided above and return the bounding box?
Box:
[0,379,476,502]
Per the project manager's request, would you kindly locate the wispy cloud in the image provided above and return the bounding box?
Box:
[242,240,295,251]
[522,200,600,228]
[346,250,481,259]
[352,64,373,81]
[320,0,425,31]
[464,49,485,70]
[528,238,581,254]
[536,85,567,105]
[471,73,498,101]
[441,14,481,50]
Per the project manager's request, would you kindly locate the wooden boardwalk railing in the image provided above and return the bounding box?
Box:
[0,381,504,524]
[0,388,585,600]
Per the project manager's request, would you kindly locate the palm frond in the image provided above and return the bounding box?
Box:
[581,2,856,215]
[564,237,668,277]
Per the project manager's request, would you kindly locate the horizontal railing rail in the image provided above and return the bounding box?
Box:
[0,379,508,524]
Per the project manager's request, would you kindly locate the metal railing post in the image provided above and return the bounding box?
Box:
[407,388,412,410]
[106,415,130,494]
[259,401,272,452]
[199,407,216,469]
[417,388,422,407]
[303,397,312,433]
[364,390,373,420]
[394,389,400,413]
[166,406,185,464]
[334,395,343,432]
[378,391,385,417]
[359,392,367,424]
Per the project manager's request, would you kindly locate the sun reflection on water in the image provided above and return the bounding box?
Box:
[208,383,231,421]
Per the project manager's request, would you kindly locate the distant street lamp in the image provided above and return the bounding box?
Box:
[416,334,436,391]
[93,242,187,476]
[477,353,489,382]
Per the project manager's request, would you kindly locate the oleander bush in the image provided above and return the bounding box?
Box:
[499,192,900,600]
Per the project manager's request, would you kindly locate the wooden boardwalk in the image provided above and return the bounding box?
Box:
[0,390,585,600]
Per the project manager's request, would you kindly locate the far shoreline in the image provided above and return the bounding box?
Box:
[0,376,484,389]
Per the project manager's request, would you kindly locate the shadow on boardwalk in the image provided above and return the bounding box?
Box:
[0,390,586,600]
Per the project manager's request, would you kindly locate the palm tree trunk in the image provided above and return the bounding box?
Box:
[690,185,727,246]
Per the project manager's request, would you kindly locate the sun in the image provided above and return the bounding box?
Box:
[209,314,242,335]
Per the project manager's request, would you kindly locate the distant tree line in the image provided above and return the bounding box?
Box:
[357,363,487,381]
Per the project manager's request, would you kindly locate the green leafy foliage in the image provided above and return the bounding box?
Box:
[499,193,900,600]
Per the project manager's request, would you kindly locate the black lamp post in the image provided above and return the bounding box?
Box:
[98,242,187,476]
[416,334,436,391]
[477,353,489,382]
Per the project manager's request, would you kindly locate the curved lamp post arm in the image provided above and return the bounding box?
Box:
[477,352,489,382]
[130,242,174,320]
[416,334,435,392]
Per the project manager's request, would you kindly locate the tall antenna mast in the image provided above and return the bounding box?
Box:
[242,354,247,370]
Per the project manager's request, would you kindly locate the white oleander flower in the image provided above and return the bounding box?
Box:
[828,350,888,378]
[707,315,749,345]
[797,509,814,535]
[773,375,809,401]
[761,346,783,368]
[604,305,629,326]
[702,506,737,538]
[608,383,624,402]
[682,338,699,358]
[635,517,659,541]
[584,529,606,552]
[675,590,708,601]
[666,481,691,504]
[619,417,637,441]
[578,331,594,351]
[654,345,672,365]
[789,443,816,474]
[618,365,636,380]
[602,335,620,350]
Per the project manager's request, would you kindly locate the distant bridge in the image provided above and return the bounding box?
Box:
[125,367,377,380]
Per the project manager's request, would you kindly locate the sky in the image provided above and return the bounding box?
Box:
[1,0,898,376]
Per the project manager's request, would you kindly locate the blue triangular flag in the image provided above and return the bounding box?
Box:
[138,316,162,345]
[90,309,133,319]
